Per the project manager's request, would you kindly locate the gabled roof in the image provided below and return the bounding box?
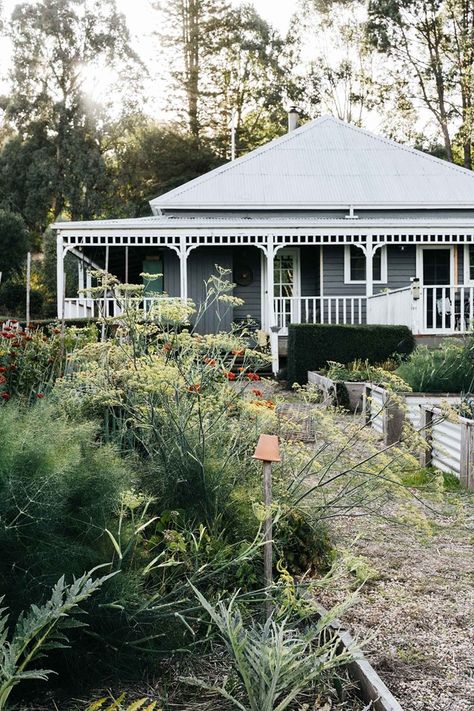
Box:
[150,116,474,211]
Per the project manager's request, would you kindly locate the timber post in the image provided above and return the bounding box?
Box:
[253,433,280,620]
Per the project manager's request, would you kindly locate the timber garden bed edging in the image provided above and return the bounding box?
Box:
[299,591,404,711]
[307,371,366,413]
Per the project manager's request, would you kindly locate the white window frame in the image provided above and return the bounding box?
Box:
[344,245,387,285]
[463,245,474,285]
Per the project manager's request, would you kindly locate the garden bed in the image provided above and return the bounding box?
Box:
[308,371,366,413]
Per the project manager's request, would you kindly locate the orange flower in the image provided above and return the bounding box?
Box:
[224,371,236,381]
[247,373,261,382]
[204,357,216,366]
[252,388,263,398]
[232,349,245,356]
[187,383,201,393]
[163,342,172,353]
[253,399,275,410]
[0,375,6,385]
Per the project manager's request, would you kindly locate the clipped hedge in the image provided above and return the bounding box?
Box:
[287,324,415,385]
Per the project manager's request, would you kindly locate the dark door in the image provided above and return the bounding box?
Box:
[422,249,450,285]
[423,249,451,329]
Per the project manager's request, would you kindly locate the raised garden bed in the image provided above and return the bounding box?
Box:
[363,384,460,444]
[364,385,474,489]
[308,371,366,413]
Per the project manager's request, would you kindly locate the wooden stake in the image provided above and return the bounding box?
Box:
[253,433,280,620]
[263,460,273,619]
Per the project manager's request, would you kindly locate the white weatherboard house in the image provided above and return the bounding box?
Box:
[54,115,474,372]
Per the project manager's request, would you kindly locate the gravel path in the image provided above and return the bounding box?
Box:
[318,498,473,711]
[274,385,473,710]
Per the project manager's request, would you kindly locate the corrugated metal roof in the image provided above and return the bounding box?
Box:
[149,116,474,210]
[54,213,474,231]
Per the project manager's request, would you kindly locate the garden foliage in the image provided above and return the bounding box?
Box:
[0,271,428,707]
[397,337,474,393]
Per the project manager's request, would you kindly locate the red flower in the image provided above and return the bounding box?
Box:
[0,376,6,385]
[247,373,261,382]
[0,392,10,401]
[187,383,201,393]
[224,371,236,381]
[24,335,33,341]
[0,367,6,373]
[252,388,263,398]
[36,393,45,399]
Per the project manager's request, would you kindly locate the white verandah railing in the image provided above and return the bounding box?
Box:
[367,285,474,334]
[274,296,366,333]
[64,296,183,319]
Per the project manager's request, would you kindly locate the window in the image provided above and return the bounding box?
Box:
[468,246,474,282]
[344,245,387,284]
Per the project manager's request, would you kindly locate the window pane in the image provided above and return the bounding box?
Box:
[350,246,365,281]
[470,247,474,281]
[350,246,382,281]
[374,251,382,281]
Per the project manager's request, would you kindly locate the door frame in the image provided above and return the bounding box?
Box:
[416,245,454,286]
[273,247,301,335]
[261,247,303,333]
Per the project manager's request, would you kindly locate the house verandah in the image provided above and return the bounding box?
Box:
[55,215,474,373]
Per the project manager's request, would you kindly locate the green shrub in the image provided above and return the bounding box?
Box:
[287,324,415,384]
[397,338,474,393]
[0,210,29,280]
[0,402,129,613]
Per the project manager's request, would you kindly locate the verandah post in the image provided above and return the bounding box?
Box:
[56,233,65,320]
[266,237,279,375]
[179,236,188,301]
[365,234,374,299]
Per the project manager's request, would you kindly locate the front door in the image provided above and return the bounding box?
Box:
[422,248,451,330]
[274,248,300,333]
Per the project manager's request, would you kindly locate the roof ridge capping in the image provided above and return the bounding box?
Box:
[150,115,474,210]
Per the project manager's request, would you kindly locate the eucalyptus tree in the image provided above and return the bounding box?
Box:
[1,0,143,228]
[156,0,231,140]
[295,0,382,126]
[367,0,474,168]
[207,3,300,157]
[156,1,300,156]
